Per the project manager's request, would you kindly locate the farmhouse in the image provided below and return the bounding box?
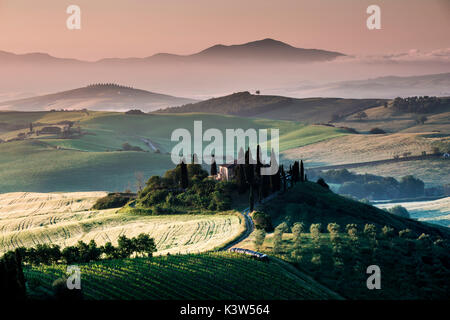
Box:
[39,126,62,134]
[217,163,237,181]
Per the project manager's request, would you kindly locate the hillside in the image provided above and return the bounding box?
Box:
[0,192,243,255]
[0,84,196,112]
[159,92,385,123]
[262,182,450,238]
[24,252,341,300]
[238,182,450,299]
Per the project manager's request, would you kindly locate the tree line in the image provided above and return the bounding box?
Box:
[392,96,447,114]
[4,233,156,266]
[312,169,425,200]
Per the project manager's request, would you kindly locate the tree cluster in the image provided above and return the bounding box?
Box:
[0,250,26,300]
[392,96,447,114]
[314,169,425,199]
[8,233,157,266]
[136,161,233,212]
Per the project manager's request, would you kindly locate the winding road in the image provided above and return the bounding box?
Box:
[220,190,282,251]
[220,208,254,251]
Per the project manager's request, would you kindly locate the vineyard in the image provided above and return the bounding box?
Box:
[24,252,341,300]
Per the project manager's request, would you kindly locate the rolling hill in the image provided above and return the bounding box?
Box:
[158,91,385,123]
[237,182,450,299]
[0,84,196,112]
[0,111,347,193]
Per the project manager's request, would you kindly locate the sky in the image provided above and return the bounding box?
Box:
[0,0,449,61]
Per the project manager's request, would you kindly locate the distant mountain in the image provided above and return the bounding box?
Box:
[285,73,450,99]
[1,39,344,66]
[157,91,385,123]
[0,84,197,112]
[141,38,345,63]
[0,50,83,65]
[0,39,347,99]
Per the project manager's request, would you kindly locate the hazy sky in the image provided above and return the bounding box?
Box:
[1,0,449,60]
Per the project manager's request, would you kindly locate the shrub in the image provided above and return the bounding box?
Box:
[125,109,145,115]
[272,231,283,254]
[252,211,273,232]
[92,193,134,210]
[399,229,415,239]
[316,178,330,190]
[254,229,266,249]
[327,223,340,234]
[363,224,377,239]
[291,222,305,242]
[369,127,386,134]
[275,222,289,234]
[399,176,424,198]
[387,205,410,218]
[381,226,395,238]
[122,142,144,152]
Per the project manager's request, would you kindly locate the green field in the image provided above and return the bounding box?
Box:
[24,252,341,300]
[0,111,347,192]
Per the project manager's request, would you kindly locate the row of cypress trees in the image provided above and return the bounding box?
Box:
[208,146,306,211]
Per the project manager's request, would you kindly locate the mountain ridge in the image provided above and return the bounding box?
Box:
[1,39,345,64]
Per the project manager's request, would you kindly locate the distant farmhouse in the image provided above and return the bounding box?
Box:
[38,126,62,135]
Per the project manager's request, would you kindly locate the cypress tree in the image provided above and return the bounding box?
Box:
[236,165,247,193]
[300,160,305,182]
[270,166,281,192]
[249,186,255,212]
[292,161,300,183]
[281,165,287,193]
[244,147,254,186]
[180,161,188,189]
[256,145,262,178]
[262,175,270,198]
[210,157,217,176]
